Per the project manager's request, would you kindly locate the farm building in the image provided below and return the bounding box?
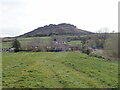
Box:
[52,38,69,51]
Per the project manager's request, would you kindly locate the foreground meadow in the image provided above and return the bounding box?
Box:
[2,52,118,88]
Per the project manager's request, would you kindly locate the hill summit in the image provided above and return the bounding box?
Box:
[18,23,93,37]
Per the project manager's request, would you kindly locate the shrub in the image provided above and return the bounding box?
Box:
[12,38,21,52]
[89,53,105,59]
[81,44,92,55]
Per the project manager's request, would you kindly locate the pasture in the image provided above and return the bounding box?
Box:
[2,36,82,48]
[68,40,81,46]
[2,37,51,48]
[2,52,118,88]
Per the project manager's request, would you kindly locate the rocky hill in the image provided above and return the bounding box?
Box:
[18,23,94,37]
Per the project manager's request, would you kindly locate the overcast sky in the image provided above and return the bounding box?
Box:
[0,0,119,37]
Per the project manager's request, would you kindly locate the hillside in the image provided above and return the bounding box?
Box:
[18,23,94,37]
[3,52,118,88]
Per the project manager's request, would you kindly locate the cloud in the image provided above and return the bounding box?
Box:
[0,0,27,32]
[0,0,24,6]
[0,27,23,37]
[0,0,119,37]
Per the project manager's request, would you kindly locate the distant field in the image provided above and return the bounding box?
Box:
[2,37,51,48]
[2,42,12,48]
[2,52,118,88]
[68,40,81,46]
[2,36,83,48]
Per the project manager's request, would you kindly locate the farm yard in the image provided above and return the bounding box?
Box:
[2,52,118,88]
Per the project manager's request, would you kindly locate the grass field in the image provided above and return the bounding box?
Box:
[2,52,118,88]
[2,37,51,48]
[2,36,82,48]
[68,40,81,46]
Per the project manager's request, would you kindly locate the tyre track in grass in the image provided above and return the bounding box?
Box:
[14,58,65,88]
[60,62,109,88]
[43,59,105,88]
[3,53,64,88]
[3,52,117,88]
[31,52,107,88]
[53,52,118,88]
[10,52,102,88]
[45,52,115,88]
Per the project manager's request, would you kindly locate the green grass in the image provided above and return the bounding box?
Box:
[2,37,51,48]
[2,35,85,48]
[2,42,12,48]
[68,40,81,45]
[2,52,118,88]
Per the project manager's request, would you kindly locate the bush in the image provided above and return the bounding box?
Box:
[12,38,21,52]
[81,44,92,55]
[89,53,105,59]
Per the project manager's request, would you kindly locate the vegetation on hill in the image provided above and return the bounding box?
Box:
[18,23,94,37]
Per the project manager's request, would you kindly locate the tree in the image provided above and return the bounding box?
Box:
[12,38,21,52]
[104,33,119,60]
[81,44,92,55]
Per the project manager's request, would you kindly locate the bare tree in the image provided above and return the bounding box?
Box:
[96,27,109,33]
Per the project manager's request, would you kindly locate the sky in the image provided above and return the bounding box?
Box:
[0,0,119,37]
